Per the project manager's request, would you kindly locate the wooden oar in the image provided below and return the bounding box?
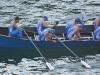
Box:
[24,31,54,70]
[81,9,86,22]
[58,39,91,68]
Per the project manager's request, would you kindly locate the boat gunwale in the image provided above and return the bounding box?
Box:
[0,33,100,42]
[0,34,29,40]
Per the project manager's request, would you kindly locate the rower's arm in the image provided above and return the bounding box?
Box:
[76,31,82,39]
[44,32,56,42]
[12,23,24,31]
[70,27,78,38]
[42,21,55,28]
[44,32,52,41]
[95,19,100,29]
[14,25,19,29]
[12,22,19,29]
[52,34,57,39]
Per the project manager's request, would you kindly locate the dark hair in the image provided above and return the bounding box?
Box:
[15,16,20,21]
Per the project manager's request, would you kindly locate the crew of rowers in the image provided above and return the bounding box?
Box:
[8,16,100,42]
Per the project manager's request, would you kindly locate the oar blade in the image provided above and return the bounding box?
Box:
[46,62,54,70]
[81,9,85,15]
[81,60,91,68]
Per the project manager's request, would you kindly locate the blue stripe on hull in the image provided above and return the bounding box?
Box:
[0,35,100,63]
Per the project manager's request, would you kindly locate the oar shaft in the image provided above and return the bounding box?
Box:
[24,31,55,70]
[59,39,91,68]
[24,31,47,62]
[60,41,81,60]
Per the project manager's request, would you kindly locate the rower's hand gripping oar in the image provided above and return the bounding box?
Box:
[24,31,54,70]
[55,21,59,26]
[53,21,59,28]
[58,39,91,68]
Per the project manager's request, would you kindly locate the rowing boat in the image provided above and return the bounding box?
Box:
[0,26,99,63]
[0,34,100,61]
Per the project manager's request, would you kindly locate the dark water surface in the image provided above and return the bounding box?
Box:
[0,54,100,75]
[0,0,100,75]
[0,0,100,27]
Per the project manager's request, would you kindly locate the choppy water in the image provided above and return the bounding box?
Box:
[0,0,100,75]
[0,0,100,27]
[0,54,100,75]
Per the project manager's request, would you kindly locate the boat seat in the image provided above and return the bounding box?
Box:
[23,25,94,41]
[0,25,95,41]
[80,32,94,39]
[53,31,94,41]
[8,33,10,36]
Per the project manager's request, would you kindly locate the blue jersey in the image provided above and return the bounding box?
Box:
[65,20,74,34]
[36,20,43,34]
[39,28,51,41]
[94,18,100,30]
[67,26,78,40]
[94,26,100,40]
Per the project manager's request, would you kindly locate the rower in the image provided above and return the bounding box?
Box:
[67,23,86,40]
[94,26,100,40]
[93,17,100,30]
[39,28,57,42]
[36,16,55,35]
[8,16,24,38]
[65,18,82,38]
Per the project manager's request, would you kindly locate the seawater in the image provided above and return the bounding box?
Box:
[0,54,100,75]
[0,0,100,75]
[0,0,100,27]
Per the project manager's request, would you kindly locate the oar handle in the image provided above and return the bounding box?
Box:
[55,21,59,26]
[53,21,59,28]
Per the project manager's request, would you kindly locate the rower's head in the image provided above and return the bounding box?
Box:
[15,16,20,23]
[49,29,55,34]
[75,18,81,24]
[43,16,48,21]
[79,23,86,31]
